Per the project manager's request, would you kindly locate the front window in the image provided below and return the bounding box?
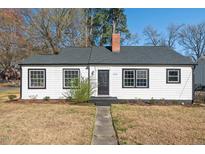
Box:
[63,69,80,88]
[122,69,149,88]
[136,70,148,87]
[123,70,135,87]
[167,69,181,83]
[28,69,46,89]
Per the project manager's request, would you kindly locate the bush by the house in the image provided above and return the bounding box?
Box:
[43,96,50,101]
[64,77,94,103]
[8,95,17,101]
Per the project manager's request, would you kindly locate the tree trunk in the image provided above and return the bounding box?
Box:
[112,20,116,34]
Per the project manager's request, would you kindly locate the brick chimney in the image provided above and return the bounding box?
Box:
[112,33,120,52]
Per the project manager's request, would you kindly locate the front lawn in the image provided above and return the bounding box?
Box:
[0,88,19,101]
[0,102,95,144]
[112,104,205,144]
[0,81,19,88]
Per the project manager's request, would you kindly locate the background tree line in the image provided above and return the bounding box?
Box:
[0,8,132,80]
[0,8,205,80]
[143,23,205,61]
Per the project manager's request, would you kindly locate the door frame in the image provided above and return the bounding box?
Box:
[97,70,110,96]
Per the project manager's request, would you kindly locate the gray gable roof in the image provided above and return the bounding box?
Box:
[20,46,193,65]
[21,48,91,65]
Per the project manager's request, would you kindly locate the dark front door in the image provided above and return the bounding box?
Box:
[98,70,109,95]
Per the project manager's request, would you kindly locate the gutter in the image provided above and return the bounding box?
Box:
[18,63,195,66]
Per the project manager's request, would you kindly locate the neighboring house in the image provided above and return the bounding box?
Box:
[19,34,194,102]
[194,55,205,90]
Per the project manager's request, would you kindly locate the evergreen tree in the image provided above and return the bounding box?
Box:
[83,8,130,46]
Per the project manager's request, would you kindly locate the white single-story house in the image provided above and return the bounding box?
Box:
[19,34,194,102]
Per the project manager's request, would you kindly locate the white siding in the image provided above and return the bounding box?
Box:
[21,65,193,101]
[21,65,88,99]
[90,65,193,100]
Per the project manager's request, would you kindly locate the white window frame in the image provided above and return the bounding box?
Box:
[167,69,181,83]
[63,69,80,89]
[136,69,148,88]
[123,69,135,88]
[28,69,46,89]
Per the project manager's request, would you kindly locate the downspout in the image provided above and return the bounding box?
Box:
[192,63,197,103]
[20,65,22,99]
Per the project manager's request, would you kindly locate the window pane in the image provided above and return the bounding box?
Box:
[167,69,180,83]
[64,70,79,88]
[169,71,178,76]
[29,70,45,88]
[123,70,135,87]
[169,76,178,81]
[137,71,146,78]
[136,70,148,87]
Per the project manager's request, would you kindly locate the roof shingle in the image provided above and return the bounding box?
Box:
[20,46,193,65]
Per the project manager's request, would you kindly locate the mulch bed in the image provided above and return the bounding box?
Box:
[4,99,93,106]
[3,98,204,107]
[114,100,204,107]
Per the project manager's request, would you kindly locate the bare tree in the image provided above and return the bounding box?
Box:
[178,23,205,61]
[143,24,183,49]
[23,9,75,54]
[143,25,161,46]
[166,24,183,48]
[124,33,139,46]
[0,9,30,80]
[77,8,95,47]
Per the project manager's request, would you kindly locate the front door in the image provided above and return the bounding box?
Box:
[98,70,109,95]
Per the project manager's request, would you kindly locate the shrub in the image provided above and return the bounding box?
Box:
[43,96,50,101]
[8,95,17,101]
[148,97,156,104]
[63,77,94,103]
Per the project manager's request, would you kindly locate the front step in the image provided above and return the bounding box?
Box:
[90,97,118,106]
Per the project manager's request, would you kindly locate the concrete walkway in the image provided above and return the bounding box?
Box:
[91,106,118,145]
